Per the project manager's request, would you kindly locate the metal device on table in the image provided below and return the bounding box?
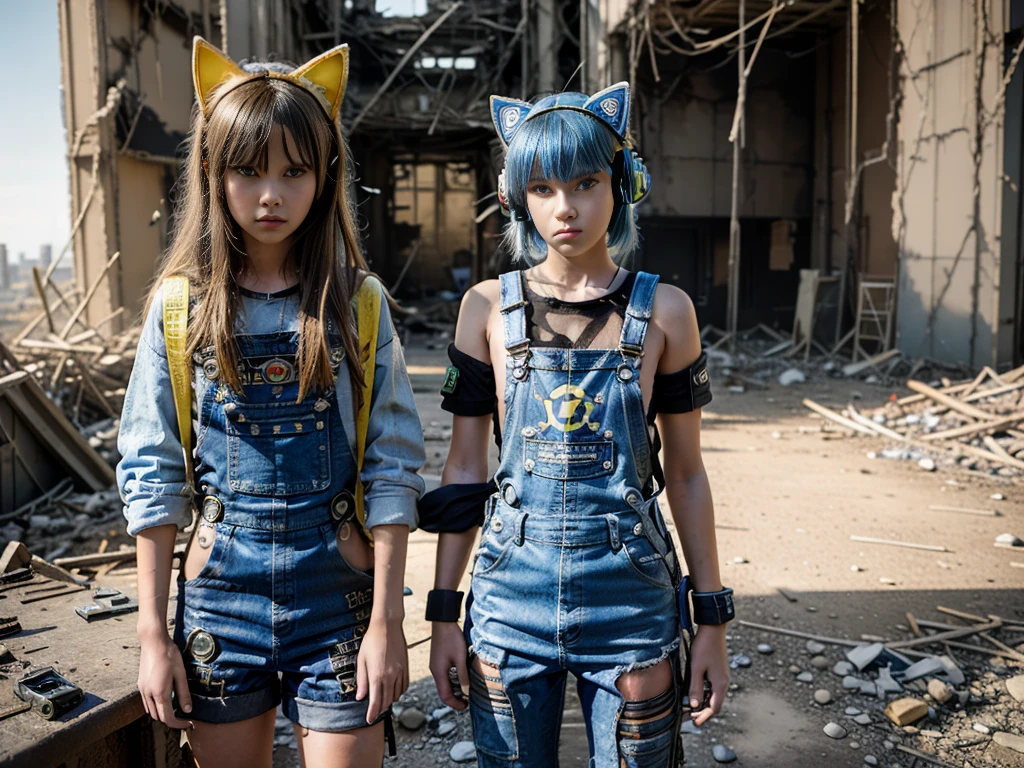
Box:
[14,667,84,720]
[75,587,139,621]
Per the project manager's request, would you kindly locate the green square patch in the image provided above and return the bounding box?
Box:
[440,366,460,395]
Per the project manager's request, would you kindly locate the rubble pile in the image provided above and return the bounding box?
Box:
[802,364,1024,480]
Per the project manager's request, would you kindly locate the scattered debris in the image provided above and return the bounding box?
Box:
[885,697,928,726]
[823,722,847,739]
[711,743,737,763]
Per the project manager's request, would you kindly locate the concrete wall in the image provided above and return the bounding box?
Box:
[894,0,1011,367]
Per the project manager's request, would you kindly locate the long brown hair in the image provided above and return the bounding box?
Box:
[149,70,367,404]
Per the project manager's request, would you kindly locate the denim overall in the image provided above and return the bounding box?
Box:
[173,330,386,736]
[466,272,683,768]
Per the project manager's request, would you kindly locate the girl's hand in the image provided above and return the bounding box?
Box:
[357,616,409,723]
[687,624,729,726]
[138,629,193,730]
[429,621,469,711]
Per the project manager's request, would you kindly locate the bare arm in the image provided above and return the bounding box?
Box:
[651,285,727,726]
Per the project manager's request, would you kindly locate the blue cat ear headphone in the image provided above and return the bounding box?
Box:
[491,82,651,223]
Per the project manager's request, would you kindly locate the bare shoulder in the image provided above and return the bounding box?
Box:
[651,282,701,371]
[454,279,500,362]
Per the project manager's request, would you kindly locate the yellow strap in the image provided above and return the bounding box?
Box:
[354,276,382,544]
[162,276,195,490]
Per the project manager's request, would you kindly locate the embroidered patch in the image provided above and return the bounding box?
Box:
[500,105,523,131]
[263,358,292,383]
[694,366,709,387]
[599,97,619,117]
[441,365,460,395]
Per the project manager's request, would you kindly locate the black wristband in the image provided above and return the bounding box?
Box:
[425,589,464,623]
[691,588,735,626]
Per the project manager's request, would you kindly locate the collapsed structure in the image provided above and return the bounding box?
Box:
[49,0,1022,372]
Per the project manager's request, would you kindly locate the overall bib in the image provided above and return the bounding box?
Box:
[466,272,683,768]
[173,330,387,736]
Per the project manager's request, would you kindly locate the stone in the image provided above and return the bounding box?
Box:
[973,723,990,734]
[849,741,860,749]
[864,756,878,766]
[843,676,863,689]
[834,661,855,676]
[450,741,477,762]
[398,708,426,730]
[995,533,1024,548]
[919,730,942,739]
[992,493,1005,501]
[885,698,928,726]
[814,689,832,705]
[847,643,884,671]
[756,643,774,655]
[937,655,965,685]
[902,657,946,682]
[432,706,454,721]
[918,458,936,472]
[858,681,877,696]
[927,679,953,704]
[876,665,903,694]
[680,720,702,735]
[854,714,872,726]
[796,672,814,684]
[789,665,802,675]
[729,654,751,669]
[823,722,847,739]
[994,732,1024,754]
[1006,675,1024,702]
[712,744,737,763]
[806,640,826,655]
[811,655,829,670]
[437,720,457,737]
[845,707,861,716]
[778,368,806,386]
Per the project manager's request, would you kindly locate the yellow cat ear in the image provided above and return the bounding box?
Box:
[292,44,350,121]
[192,36,244,117]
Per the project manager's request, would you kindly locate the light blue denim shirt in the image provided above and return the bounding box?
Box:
[117,281,425,536]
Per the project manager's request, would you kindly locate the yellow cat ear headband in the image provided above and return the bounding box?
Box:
[192,36,350,121]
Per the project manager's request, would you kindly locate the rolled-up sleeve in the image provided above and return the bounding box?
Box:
[116,288,194,536]
[361,286,426,531]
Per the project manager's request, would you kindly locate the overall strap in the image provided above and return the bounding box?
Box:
[354,275,382,545]
[498,271,529,357]
[619,271,660,358]
[162,276,195,491]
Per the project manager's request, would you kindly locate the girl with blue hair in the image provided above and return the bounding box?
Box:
[421,83,732,767]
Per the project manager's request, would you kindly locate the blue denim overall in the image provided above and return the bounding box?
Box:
[173,330,384,734]
[466,272,683,768]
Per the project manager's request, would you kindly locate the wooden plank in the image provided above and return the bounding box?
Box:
[906,380,1000,421]
[919,412,1024,441]
[842,347,900,377]
[849,535,948,553]
[802,399,877,436]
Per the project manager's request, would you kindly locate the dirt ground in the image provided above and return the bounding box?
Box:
[271,339,1022,768]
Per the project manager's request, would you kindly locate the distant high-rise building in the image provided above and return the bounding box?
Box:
[39,244,52,269]
[0,244,8,289]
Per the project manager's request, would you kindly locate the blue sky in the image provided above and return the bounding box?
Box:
[0,2,69,265]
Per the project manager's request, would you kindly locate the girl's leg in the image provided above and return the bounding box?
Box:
[293,721,385,768]
[186,707,277,768]
[579,657,680,768]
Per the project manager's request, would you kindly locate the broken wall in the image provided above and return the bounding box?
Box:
[894,0,1012,368]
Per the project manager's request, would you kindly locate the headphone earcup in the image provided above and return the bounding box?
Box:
[497,166,530,222]
[630,152,651,204]
[615,148,650,205]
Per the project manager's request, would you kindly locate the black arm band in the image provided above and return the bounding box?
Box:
[425,589,465,623]
[691,588,735,625]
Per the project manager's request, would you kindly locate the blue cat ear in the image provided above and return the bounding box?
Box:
[582,82,630,139]
[490,95,534,147]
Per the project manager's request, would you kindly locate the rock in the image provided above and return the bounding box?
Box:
[994,732,1024,754]
[858,681,877,696]
[811,655,829,670]
[756,643,774,655]
[796,672,814,684]
[680,720,702,735]
[814,689,832,705]
[729,654,751,669]
[902,656,946,682]
[927,679,953,704]
[1006,675,1024,702]
[937,655,965,685]
[864,756,878,766]
[919,730,942,739]
[806,640,826,655]
[789,665,802,675]
[844,707,861,716]
[834,661,855,676]
[823,722,847,739]
[849,740,860,749]
[432,706,454,721]
[450,741,477,762]
[850,564,863,572]
[398,708,426,730]
[991,493,1005,501]
[917,458,936,472]
[995,533,1024,548]
[732,556,748,564]
[854,714,872,726]
[876,665,903,694]
[847,643,884,671]
[972,723,990,734]
[711,744,737,763]
[843,676,863,689]
[437,720,457,737]
[885,698,928,726]
[778,368,806,386]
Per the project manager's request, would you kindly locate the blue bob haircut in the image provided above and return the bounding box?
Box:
[502,93,641,264]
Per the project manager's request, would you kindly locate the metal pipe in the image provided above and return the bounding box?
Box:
[727,0,745,352]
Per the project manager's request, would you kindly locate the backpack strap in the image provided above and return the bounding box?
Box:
[354,275,382,545]
[162,276,195,492]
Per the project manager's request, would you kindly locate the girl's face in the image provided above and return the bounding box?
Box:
[224,125,317,251]
[525,169,615,258]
